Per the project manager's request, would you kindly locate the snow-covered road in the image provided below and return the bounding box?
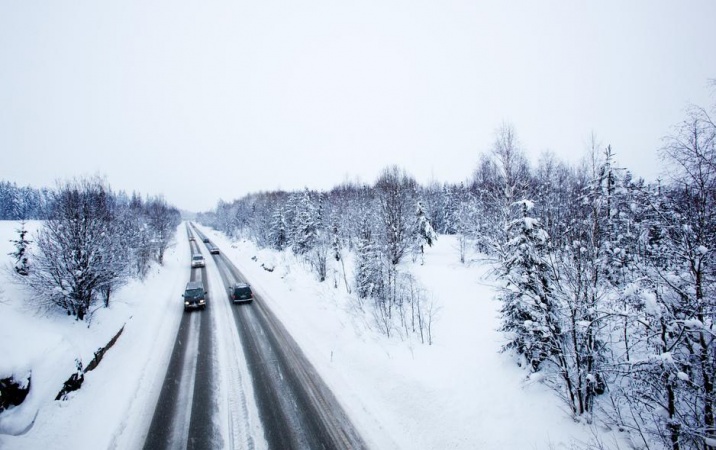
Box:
[144,226,259,449]
[191,225,366,449]
[143,235,216,449]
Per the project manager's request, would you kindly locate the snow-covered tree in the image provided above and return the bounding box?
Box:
[355,219,385,301]
[0,181,49,220]
[21,178,179,321]
[617,105,716,449]
[145,196,180,265]
[268,206,288,251]
[499,200,559,372]
[26,179,120,320]
[375,166,418,265]
[9,221,31,276]
[414,201,437,264]
[292,189,319,256]
[127,195,154,279]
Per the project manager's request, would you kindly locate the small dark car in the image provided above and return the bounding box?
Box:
[203,237,210,243]
[229,283,253,304]
[183,281,207,311]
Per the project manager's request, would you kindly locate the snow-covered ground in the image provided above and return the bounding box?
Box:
[0,221,190,449]
[1,220,604,449]
[197,224,601,449]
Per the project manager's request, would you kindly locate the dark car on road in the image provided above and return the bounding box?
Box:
[183,281,207,311]
[229,283,253,304]
[203,237,210,243]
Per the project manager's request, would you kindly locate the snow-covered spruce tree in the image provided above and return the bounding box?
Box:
[498,199,560,372]
[242,191,283,247]
[414,201,437,264]
[292,189,319,256]
[331,220,341,263]
[355,221,374,300]
[355,218,386,302]
[312,192,330,281]
[9,221,31,276]
[279,189,330,282]
[268,205,288,251]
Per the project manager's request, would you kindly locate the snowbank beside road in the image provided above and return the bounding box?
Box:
[0,221,189,449]
[198,224,596,449]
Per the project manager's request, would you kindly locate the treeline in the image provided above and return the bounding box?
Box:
[9,177,181,321]
[199,166,439,343]
[0,181,51,220]
[201,101,715,449]
[490,106,715,450]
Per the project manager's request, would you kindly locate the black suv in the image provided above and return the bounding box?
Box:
[183,281,207,311]
[229,283,253,304]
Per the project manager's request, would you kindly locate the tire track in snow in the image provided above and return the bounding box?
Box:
[143,236,205,450]
[206,244,264,450]
[171,313,200,449]
[143,310,200,450]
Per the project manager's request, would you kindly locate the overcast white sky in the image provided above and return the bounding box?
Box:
[1,1,715,212]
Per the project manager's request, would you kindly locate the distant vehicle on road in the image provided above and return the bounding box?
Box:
[189,235,195,241]
[183,281,207,311]
[229,282,253,303]
[191,254,205,268]
[203,237,210,243]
